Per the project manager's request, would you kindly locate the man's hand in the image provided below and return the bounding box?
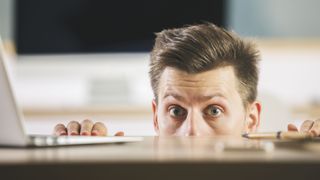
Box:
[53,119,124,136]
[287,119,320,136]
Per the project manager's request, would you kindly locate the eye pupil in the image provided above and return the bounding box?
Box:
[208,106,221,117]
[212,108,218,114]
[173,109,180,116]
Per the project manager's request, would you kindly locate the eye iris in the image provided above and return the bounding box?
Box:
[210,107,220,116]
[173,108,180,116]
[170,107,185,117]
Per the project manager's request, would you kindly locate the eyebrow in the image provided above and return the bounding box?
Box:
[163,93,186,102]
[163,92,227,102]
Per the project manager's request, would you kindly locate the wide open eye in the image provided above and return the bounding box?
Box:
[205,105,223,118]
[169,105,187,119]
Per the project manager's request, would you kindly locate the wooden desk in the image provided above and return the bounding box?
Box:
[0,137,320,180]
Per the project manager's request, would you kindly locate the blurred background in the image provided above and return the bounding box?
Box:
[1,0,320,135]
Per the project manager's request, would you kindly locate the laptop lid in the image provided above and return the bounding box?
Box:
[0,37,29,146]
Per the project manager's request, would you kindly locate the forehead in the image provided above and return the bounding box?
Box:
[158,66,239,100]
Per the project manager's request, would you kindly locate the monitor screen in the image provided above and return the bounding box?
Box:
[15,0,226,54]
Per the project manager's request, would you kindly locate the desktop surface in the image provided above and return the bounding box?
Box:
[0,136,320,180]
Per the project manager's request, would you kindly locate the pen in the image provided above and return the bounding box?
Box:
[242,131,313,140]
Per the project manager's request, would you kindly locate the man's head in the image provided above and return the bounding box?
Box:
[149,23,261,136]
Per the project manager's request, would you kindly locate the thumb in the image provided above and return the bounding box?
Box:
[114,131,125,136]
[287,123,299,131]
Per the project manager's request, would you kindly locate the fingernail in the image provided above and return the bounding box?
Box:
[70,131,79,136]
[115,131,124,136]
[81,131,90,136]
[91,130,99,136]
[59,131,67,136]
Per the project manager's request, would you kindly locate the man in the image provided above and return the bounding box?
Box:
[53,23,320,137]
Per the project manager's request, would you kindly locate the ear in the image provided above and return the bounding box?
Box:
[245,101,261,133]
[152,99,160,135]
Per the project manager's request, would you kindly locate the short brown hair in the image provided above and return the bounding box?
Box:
[149,23,260,106]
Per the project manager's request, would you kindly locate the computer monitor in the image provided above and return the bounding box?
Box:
[15,0,226,54]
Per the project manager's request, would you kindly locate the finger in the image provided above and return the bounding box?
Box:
[287,123,298,131]
[67,121,81,136]
[300,120,314,133]
[114,131,124,136]
[54,123,67,136]
[309,119,320,136]
[80,119,94,136]
[91,122,107,136]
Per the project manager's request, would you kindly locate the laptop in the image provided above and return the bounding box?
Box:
[0,37,143,147]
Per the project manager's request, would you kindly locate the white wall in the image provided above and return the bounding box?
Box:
[228,0,320,37]
[0,0,14,41]
[15,53,153,107]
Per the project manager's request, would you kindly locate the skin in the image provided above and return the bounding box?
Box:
[53,66,320,137]
[152,66,261,136]
[54,119,124,136]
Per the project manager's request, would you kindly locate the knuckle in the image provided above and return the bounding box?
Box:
[300,120,314,132]
[301,120,314,127]
[304,120,314,124]
[92,122,107,135]
[54,124,65,133]
[82,119,93,124]
[95,122,106,127]
[67,120,80,126]
[53,124,67,136]
[54,123,65,129]
[311,120,320,129]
